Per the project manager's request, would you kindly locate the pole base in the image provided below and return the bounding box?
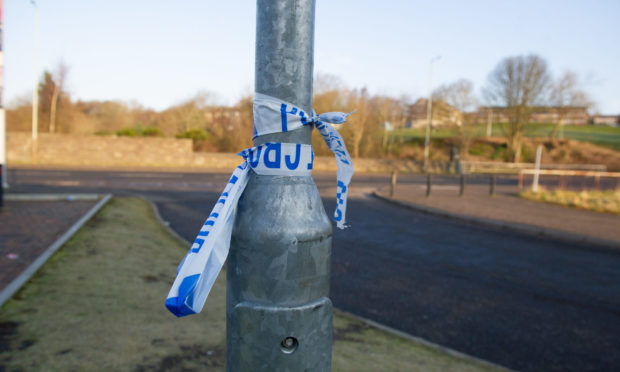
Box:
[227,297,333,371]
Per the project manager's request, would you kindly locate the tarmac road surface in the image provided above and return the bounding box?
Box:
[6,167,620,371]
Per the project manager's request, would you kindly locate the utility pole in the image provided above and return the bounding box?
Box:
[31,1,39,158]
[226,1,333,370]
[0,0,6,191]
[423,56,440,171]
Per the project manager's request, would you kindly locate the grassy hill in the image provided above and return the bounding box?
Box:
[392,123,620,151]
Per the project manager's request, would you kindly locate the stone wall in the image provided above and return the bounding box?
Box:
[6,132,447,173]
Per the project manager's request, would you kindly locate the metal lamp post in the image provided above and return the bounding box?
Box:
[0,0,6,191]
[226,1,333,370]
[423,55,440,171]
[30,0,39,158]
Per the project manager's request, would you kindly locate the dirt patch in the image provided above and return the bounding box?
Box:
[0,322,18,353]
[135,344,225,372]
[333,320,369,343]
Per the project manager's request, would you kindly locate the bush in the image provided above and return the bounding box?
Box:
[115,127,139,137]
[176,129,212,151]
[175,129,210,141]
[115,125,164,137]
[141,127,164,137]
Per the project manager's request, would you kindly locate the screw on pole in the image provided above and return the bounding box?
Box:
[426,173,432,197]
[227,1,333,371]
[390,170,397,198]
[459,174,465,197]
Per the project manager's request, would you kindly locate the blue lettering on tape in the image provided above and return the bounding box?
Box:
[248,147,262,168]
[307,150,314,170]
[191,238,205,253]
[280,104,288,132]
[285,144,301,170]
[264,143,281,169]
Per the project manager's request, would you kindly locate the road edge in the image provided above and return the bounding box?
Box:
[148,200,191,246]
[0,194,113,308]
[335,309,512,371]
[371,192,620,251]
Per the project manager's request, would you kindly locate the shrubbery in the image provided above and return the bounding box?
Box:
[115,125,164,137]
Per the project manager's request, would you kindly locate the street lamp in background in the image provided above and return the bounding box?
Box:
[30,0,38,157]
[423,55,441,171]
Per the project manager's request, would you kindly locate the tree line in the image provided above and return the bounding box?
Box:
[7,55,593,162]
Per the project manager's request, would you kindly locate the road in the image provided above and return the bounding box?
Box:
[5,167,620,371]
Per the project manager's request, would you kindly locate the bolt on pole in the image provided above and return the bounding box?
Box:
[226,1,333,371]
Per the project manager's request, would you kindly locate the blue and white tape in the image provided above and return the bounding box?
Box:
[241,143,314,177]
[166,93,354,317]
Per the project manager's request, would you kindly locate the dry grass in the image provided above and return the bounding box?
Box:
[520,188,620,215]
[0,197,503,371]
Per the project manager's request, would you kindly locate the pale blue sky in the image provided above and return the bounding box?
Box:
[5,0,620,113]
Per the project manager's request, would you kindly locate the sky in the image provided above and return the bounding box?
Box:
[4,0,620,113]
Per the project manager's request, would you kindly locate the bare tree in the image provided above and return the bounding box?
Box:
[434,79,477,158]
[484,55,551,162]
[549,71,592,140]
[434,79,477,115]
[49,62,69,133]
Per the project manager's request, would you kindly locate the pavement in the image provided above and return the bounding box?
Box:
[376,180,620,248]
[0,195,105,301]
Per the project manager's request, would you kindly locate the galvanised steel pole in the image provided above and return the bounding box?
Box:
[31,1,39,157]
[0,0,6,191]
[226,0,333,370]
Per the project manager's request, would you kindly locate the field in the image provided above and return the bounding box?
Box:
[392,123,620,151]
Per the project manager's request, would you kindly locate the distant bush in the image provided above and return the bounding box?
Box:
[176,129,212,151]
[176,129,210,141]
[115,125,164,137]
[141,127,164,137]
[116,127,140,137]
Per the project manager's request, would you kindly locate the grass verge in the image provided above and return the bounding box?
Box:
[0,197,503,371]
[520,189,620,215]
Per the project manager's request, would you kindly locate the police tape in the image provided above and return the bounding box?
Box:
[253,93,354,228]
[166,94,354,317]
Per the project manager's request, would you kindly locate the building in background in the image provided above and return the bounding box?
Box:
[591,114,620,126]
[475,106,590,125]
[405,98,463,128]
